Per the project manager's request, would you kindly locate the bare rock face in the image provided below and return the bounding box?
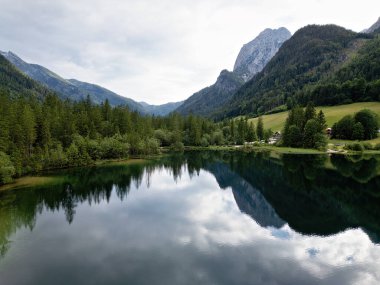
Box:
[233,27,291,82]
[362,17,380,33]
[176,27,291,116]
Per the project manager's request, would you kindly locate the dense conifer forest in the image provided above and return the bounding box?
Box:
[0,61,260,184]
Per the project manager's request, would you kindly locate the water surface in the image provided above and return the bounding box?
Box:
[1,151,380,285]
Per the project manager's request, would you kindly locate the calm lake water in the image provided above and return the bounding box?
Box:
[1,151,380,285]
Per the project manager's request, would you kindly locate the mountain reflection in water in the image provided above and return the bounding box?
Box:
[0,151,380,285]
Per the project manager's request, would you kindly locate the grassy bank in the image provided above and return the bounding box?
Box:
[186,144,380,155]
[0,158,148,191]
[248,102,380,132]
[185,145,325,154]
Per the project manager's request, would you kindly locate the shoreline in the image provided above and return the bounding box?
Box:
[2,147,380,190]
[183,145,380,155]
[0,157,149,192]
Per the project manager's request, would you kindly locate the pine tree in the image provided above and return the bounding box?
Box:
[246,122,257,142]
[256,116,264,140]
[304,102,316,123]
[316,110,327,132]
[20,105,37,157]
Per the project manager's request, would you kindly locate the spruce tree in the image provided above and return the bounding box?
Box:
[256,117,264,140]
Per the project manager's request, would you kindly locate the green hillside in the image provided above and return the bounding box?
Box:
[216,25,379,119]
[248,102,380,132]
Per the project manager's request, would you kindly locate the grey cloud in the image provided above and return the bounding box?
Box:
[0,0,379,104]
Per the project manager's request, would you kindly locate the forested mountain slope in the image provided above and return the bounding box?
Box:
[0,54,54,99]
[175,70,244,116]
[217,25,376,118]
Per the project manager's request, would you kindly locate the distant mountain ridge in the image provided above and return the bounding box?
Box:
[139,101,184,116]
[175,27,291,116]
[0,51,182,115]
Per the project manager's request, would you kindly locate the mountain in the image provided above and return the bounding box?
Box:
[363,17,380,33]
[0,51,182,115]
[218,25,375,118]
[66,79,145,111]
[233,27,292,82]
[0,53,53,99]
[139,101,183,116]
[175,70,244,116]
[175,27,291,117]
[206,162,285,228]
[0,51,145,112]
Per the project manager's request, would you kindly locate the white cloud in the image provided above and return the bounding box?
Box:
[0,0,379,104]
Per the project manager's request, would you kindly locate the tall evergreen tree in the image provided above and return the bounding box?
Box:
[256,116,264,140]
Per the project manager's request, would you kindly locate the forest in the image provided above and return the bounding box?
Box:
[0,88,267,184]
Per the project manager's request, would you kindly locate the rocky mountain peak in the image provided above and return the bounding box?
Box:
[233,27,291,82]
[362,17,380,33]
[214,69,243,93]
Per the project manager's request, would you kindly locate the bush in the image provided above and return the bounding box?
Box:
[47,143,68,168]
[0,151,15,184]
[143,138,160,155]
[154,129,172,147]
[201,135,210,147]
[345,143,364,152]
[99,137,129,159]
[361,142,373,150]
[170,141,184,152]
[374,143,380,150]
[211,131,224,145]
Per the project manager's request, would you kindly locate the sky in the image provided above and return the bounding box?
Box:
[0,0,379,105]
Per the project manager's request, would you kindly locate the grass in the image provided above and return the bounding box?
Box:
[248,102,380,132]
[329,137,380,145]
[0,176,62,192]
[186,145,325,154]
[0,158,150,192]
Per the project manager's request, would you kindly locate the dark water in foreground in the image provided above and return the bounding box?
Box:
[1,151,380,285]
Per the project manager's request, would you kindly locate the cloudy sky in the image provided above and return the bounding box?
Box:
[0,0,379,104]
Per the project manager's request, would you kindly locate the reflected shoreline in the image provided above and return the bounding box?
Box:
[1,151,380,260]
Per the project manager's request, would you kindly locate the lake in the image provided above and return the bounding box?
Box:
[1,151,380,285]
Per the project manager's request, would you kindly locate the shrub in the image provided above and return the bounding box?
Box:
[144,138,160,155]
[361,142,373,150]
[0,152,15,184]
[201,136,210,147]
[170,141,184,152]
[345,143,364,152]
[99,137,129,159]
[47,143,68,168]
[154,129,172,147]
[374,143,380,150]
